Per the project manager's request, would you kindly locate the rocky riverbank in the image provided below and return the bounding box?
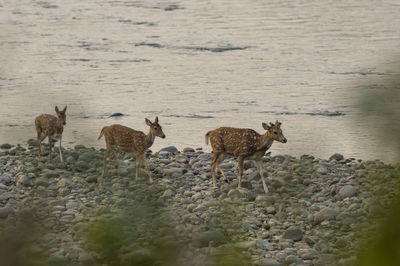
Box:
[0,140,399,265]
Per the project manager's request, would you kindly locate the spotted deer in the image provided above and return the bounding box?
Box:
[98,117,166,183]
[35,106,67,162]
[205,120,287,194]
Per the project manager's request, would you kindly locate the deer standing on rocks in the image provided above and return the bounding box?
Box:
[205,120,287,194]
[35,106,67,162]
[98,117,165,183]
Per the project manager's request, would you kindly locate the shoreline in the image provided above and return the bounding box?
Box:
[0,139,399,265]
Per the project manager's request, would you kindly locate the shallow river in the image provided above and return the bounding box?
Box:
[1,0,400,162]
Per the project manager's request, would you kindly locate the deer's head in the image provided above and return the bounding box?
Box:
[262,120,287,143]
[146,116,166,139]
[55,106,67,126]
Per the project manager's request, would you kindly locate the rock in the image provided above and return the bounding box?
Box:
[164,167,183,178]
[255,239,274,250]
[329,153,344,161]
[160,189,174,200]
[0,175,11,185]
[283,227,304,241]
[42,169,59,178]
[284,255,304,265]
[256,258,280,266]
[240,180,253,189]
[27,138,37,147]
[17,174,32,187]
[0,143,12,149]
[314,207,339,224]
[78,151,100,162]
[121,248,152,265]
[78,251,95,265]
[192,231,226,247]
[75,161,89,172]
[74,145,87,150]
[35,178,50,187]
[85,175,98,183]
[183,147,195,153]
[317,166,329,175]
[57,178,68,188]
[160,146,178,154]
[47,254,69,265]
[314,254,336,265]
[0,207,13,219]
[234,240,256,250]
[298,248,319,260]
[336,185,358,200]
[255,195,276,204]
[266,206,276,214]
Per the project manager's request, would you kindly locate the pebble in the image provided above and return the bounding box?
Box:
[0,143,398,265]
[329,153,344,161]
[314,207,339,224]
[336,185,358,200]
[16,174,32,187]
[0,206,13,218]
[256,258,280,266]
[192,231,226,247]
[159,146,179,154]
[283,227,304,241]
[0,143,12,149]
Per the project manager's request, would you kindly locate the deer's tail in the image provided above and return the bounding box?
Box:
[205,131,211,145]
[97,128,105,140]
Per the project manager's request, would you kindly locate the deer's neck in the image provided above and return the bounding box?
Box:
[55,120,64,135]
[145,129,155,149]
[257,132,274,150]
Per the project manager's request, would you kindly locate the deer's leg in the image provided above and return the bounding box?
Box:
[101,149,109,178]
[256,160,269,194]
[110,148,120,176]
[140,156,153,184]
[215,153,228,181]
[210,152,219,187]
[237,156,244,188]
[48,136,53,159]
[135,158,141,179]
[36,131,42,158]
[58,134,64,162]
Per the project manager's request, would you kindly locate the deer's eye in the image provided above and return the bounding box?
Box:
[154,127,158,130]
[274,131,278,135]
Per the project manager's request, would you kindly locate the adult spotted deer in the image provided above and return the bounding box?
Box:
[35,106,67,162]
[98,117,165,183]
[205,120,287,194]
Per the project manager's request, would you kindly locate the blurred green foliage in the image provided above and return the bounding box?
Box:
[354,73,400,265]
[0,210,45,266]
[83,186,252,266]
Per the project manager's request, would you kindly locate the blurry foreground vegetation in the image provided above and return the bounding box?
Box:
[354,73,400,265]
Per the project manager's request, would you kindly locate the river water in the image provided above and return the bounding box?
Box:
[1,0,400,162]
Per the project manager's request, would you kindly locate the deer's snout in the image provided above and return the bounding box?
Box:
[63,122,66,125]
[161,135,166,139]
[282,138,287,143]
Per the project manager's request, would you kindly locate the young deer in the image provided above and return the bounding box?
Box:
[205,120,287,194]
[35,106,67,162]
[98,117,165,183]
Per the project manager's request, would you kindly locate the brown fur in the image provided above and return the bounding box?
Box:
[205,120,287,193]
[98,117,165,183]
[35,106,67,161]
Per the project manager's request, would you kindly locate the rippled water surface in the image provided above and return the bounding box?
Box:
[1,0,400,162]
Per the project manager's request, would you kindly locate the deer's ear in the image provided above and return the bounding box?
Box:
[62,106,67,113]
[262,122,270,130]
[275,120,281,126]
[55,106,60,113]
[145,118,152,126]
[155,116,159,123]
